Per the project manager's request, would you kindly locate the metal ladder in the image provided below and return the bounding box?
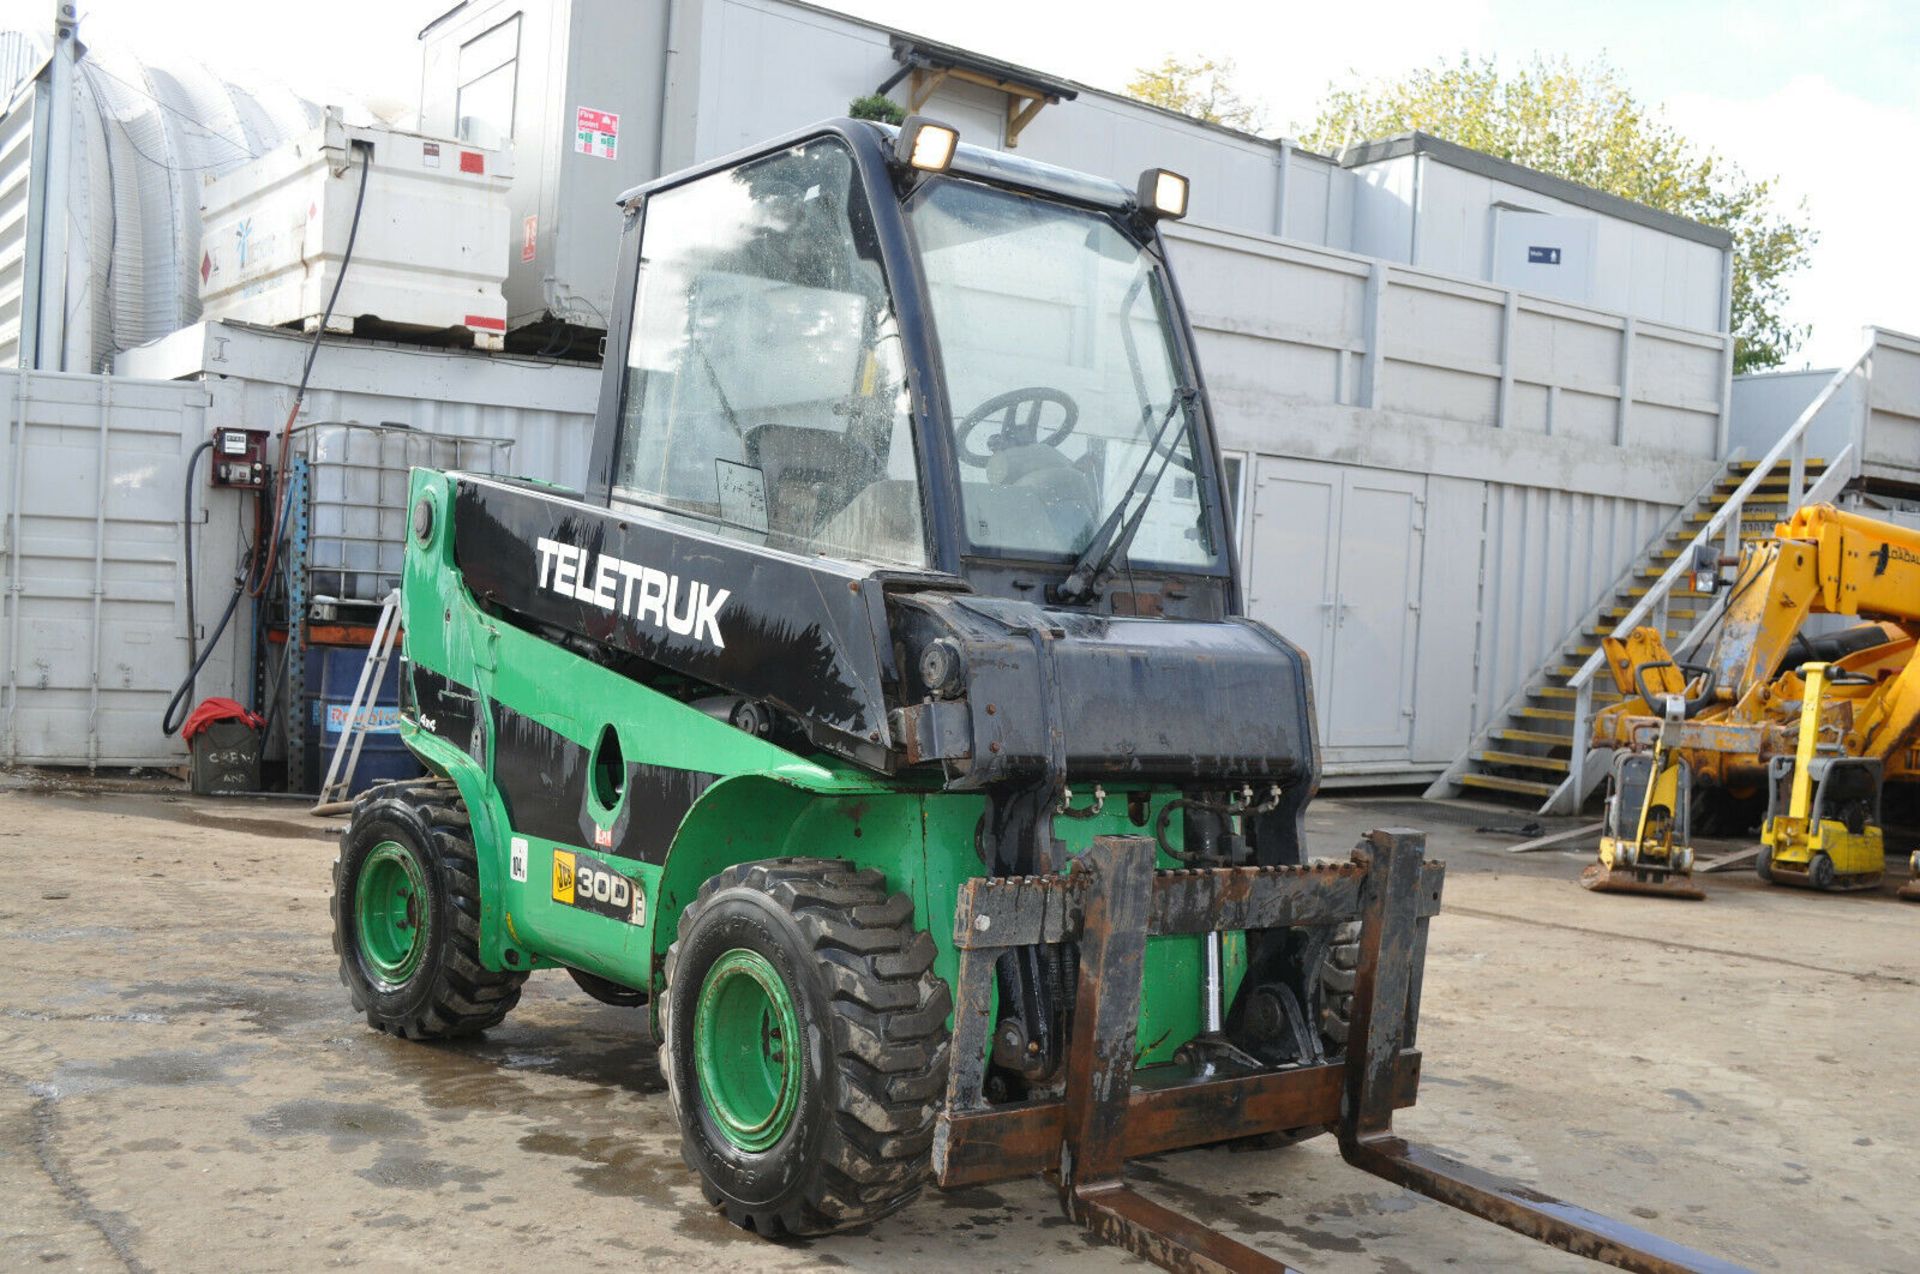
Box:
[311,589,402,814]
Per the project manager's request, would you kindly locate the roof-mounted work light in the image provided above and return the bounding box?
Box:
[894,116,959,173]
[1136,167,1190,220]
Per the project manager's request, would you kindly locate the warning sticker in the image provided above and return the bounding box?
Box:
[575,106,619,160]
[510,836,528,883]
[522,214,538,263]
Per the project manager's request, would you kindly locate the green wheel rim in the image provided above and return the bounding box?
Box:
[355,840,428,988]
[693,948,802,1152]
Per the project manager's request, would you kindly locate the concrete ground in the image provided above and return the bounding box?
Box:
[1,771,1915,1273]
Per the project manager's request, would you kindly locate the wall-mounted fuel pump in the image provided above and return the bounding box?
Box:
[209,428,269,489]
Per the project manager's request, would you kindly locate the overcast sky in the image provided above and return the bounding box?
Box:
[13,0,1916,368]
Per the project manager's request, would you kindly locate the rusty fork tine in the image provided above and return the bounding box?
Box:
[1069,1183,1302,1274]
[1340,830,1747,1274]
[1342,1137,1750,1274]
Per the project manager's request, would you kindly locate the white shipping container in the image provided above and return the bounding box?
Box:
[199,108,512,350]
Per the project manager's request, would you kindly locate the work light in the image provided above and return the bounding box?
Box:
[895,116,958,173]
[1137,167,1190,220]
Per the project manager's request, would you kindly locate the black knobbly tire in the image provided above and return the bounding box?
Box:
[1317,920,1361,1050]
[332,778,527,1039]
[661,858,951,1237]
[1755,844,1774,883]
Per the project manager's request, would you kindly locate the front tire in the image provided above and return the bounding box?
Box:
[332,779,527,1039]
[661,859,950,1237]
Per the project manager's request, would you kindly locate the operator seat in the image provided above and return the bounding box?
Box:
[966,442,1098,551]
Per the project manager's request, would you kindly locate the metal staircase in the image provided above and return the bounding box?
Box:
[1426,337,1877,814]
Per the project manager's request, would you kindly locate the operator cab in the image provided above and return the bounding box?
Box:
[587,118,1235,618]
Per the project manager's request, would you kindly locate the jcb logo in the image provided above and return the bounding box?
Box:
[552,850,576,904]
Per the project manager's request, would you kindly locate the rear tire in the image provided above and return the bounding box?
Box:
[661,859,950,1237]
[332,779,527,1039]
[1809,852,1836,891]
[1755,844,1774,883]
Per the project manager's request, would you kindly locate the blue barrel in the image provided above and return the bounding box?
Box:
[303,645,423,796]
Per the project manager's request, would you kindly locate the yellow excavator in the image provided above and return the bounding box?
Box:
[1590,503,1920,895]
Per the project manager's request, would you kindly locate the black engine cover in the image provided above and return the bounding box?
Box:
[894,594,1320,789]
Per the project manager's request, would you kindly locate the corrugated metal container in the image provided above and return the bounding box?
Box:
[1185,211,1722,779]
[115,321,600,491]
[200,110,513,350]
[1468,484,1677,736]
[0,368,219,767]
[0,319,604,770]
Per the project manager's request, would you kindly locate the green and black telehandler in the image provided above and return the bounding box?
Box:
[331,117,1739,1272]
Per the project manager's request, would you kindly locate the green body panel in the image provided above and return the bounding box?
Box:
[398,470,1243,1064]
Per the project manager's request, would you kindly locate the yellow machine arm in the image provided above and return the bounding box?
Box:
[1710,504,1920,702]
[1592,504,1920,799]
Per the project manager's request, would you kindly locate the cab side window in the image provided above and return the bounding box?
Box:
[611,139,928,570]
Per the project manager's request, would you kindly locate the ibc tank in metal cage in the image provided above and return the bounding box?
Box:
[301,421,512,611]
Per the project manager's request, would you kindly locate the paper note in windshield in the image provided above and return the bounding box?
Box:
[715,459,769,533]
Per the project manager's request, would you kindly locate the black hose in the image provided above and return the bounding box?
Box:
[180,439,213,677]
[165,140,375,741]
[247,140,375,598]
[161,566,246,737]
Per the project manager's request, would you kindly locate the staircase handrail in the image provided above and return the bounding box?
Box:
[1564,335,1873,698]
[1547,336,1874,815]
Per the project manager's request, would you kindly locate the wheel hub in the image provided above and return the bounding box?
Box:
[355,840,428,988]
[693,948,802,1152]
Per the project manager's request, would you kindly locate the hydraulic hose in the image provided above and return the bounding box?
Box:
[179,439,213,676]
[247,139,374,599]
[161,564,248,737]
[164,140,375,739]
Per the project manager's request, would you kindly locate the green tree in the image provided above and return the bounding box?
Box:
[1126,56,1267,134]
[847,93,904,124]
[1298,56,1815,372]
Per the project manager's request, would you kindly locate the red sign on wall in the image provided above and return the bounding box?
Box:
[575,106,619,160]
[522,214,538,263]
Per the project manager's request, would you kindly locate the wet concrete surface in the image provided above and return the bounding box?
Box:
[1,777,1916,1271]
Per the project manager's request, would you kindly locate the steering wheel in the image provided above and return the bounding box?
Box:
[954,388,1079,468]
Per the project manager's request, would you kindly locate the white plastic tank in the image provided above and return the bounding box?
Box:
[0,23,321,369]
[199,110,512,350]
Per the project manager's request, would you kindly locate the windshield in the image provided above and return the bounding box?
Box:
[909,179,1217,569]
[610,139,927,570]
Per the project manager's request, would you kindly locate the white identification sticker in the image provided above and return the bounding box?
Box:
[509,836,528,883]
